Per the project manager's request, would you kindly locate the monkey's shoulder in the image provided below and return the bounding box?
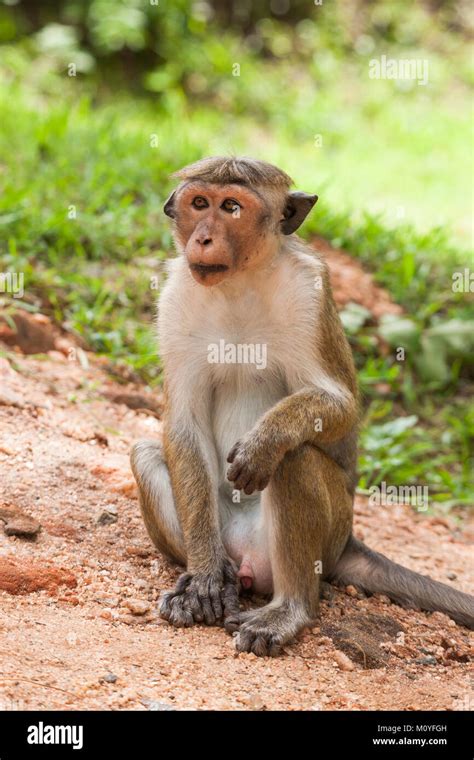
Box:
[283,238,331,288]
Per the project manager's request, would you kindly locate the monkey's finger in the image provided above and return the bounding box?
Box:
[209,586,223,621]
[158,591,175,621]
[223,584,240,632]
[243,478,257,495]
[226,462,243,483]
[233,469,252,491]
[226,442,241,463]
[168,596,194,627]
[175,572,192,593]
[186,589,204,623]
[200,593,216,625]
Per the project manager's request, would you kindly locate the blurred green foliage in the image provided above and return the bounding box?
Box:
[0,0,472,507]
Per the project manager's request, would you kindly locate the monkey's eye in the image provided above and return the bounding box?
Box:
[221,198,241,214]
[192,196,209,209]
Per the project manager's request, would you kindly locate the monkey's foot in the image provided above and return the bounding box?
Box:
[234,601,311,657]
[159,561,240,628]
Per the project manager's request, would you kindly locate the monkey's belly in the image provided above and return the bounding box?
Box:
[212,372,286,479]
[221,497,273,595]
[212,377,284,594]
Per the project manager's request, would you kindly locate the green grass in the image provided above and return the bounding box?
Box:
[0,40,472,509]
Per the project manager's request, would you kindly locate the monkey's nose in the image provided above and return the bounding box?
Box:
[196,235,212,246]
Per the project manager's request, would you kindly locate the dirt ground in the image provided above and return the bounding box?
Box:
[0,253,472,712]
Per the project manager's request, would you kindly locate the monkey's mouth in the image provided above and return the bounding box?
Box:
[190,263,229,277]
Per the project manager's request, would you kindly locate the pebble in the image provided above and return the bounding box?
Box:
[3,515,41,538]
[333,650,355,671]
[415,656,438,666]
[97,507,118,525]
[141,700,176,711]
[0,389,24,408]
[124,599,151,616]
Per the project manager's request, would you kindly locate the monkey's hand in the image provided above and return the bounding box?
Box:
[159,559,240,629]
[226,430,286,495]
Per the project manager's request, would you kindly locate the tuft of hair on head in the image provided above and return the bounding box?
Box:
[172,156,293,190]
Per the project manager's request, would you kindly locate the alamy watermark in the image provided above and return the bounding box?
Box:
[452,268,473,293]
[27,722,83,750]
[207,339,267,370]
[369,481,429,511]
[0,271,24,299]
[369,55,429,86]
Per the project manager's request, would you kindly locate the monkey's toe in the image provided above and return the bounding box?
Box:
[234,612,286,656]
[235,625,283,657]
[234,602,308,656]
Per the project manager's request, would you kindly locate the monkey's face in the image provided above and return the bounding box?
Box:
[166,182,279,287]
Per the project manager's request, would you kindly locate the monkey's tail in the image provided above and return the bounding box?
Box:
[331,535,474,629]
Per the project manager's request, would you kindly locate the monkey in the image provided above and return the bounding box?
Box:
[130,156,474,656]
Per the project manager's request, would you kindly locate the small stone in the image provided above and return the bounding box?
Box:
[97,507,118,525]
[141,700,176,711]
[102,673,117,683]
[241,693,265,710]
[0,389,24,408]
[345,585,358,597]
[446,572,457,581]
[415,656,437,666]
[3,515,41,538]
[124,599,151,616]
[333,650,355,671]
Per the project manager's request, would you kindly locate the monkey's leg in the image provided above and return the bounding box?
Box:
[130,439,186,565]
[235,445,352,656]
[130,439,240,628]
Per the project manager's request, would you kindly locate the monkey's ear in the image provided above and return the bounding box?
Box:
[163,191,177,219]
[281,191,318,235]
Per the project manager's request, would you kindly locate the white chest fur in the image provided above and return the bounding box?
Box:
[158,249,332,481]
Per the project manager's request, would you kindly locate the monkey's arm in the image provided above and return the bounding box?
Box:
[227,383,357,494]
[161,377,240,628]
[163,423,226,575]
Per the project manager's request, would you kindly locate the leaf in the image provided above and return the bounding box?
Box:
[378,315,420,350]
[339,302,372,333]
[426,319,474,355]
[372,415,419,438]
[414,335,450,383]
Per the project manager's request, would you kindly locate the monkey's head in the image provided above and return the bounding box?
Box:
[163,156,318,286]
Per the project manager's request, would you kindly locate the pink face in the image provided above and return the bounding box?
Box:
[170,182,276,286]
